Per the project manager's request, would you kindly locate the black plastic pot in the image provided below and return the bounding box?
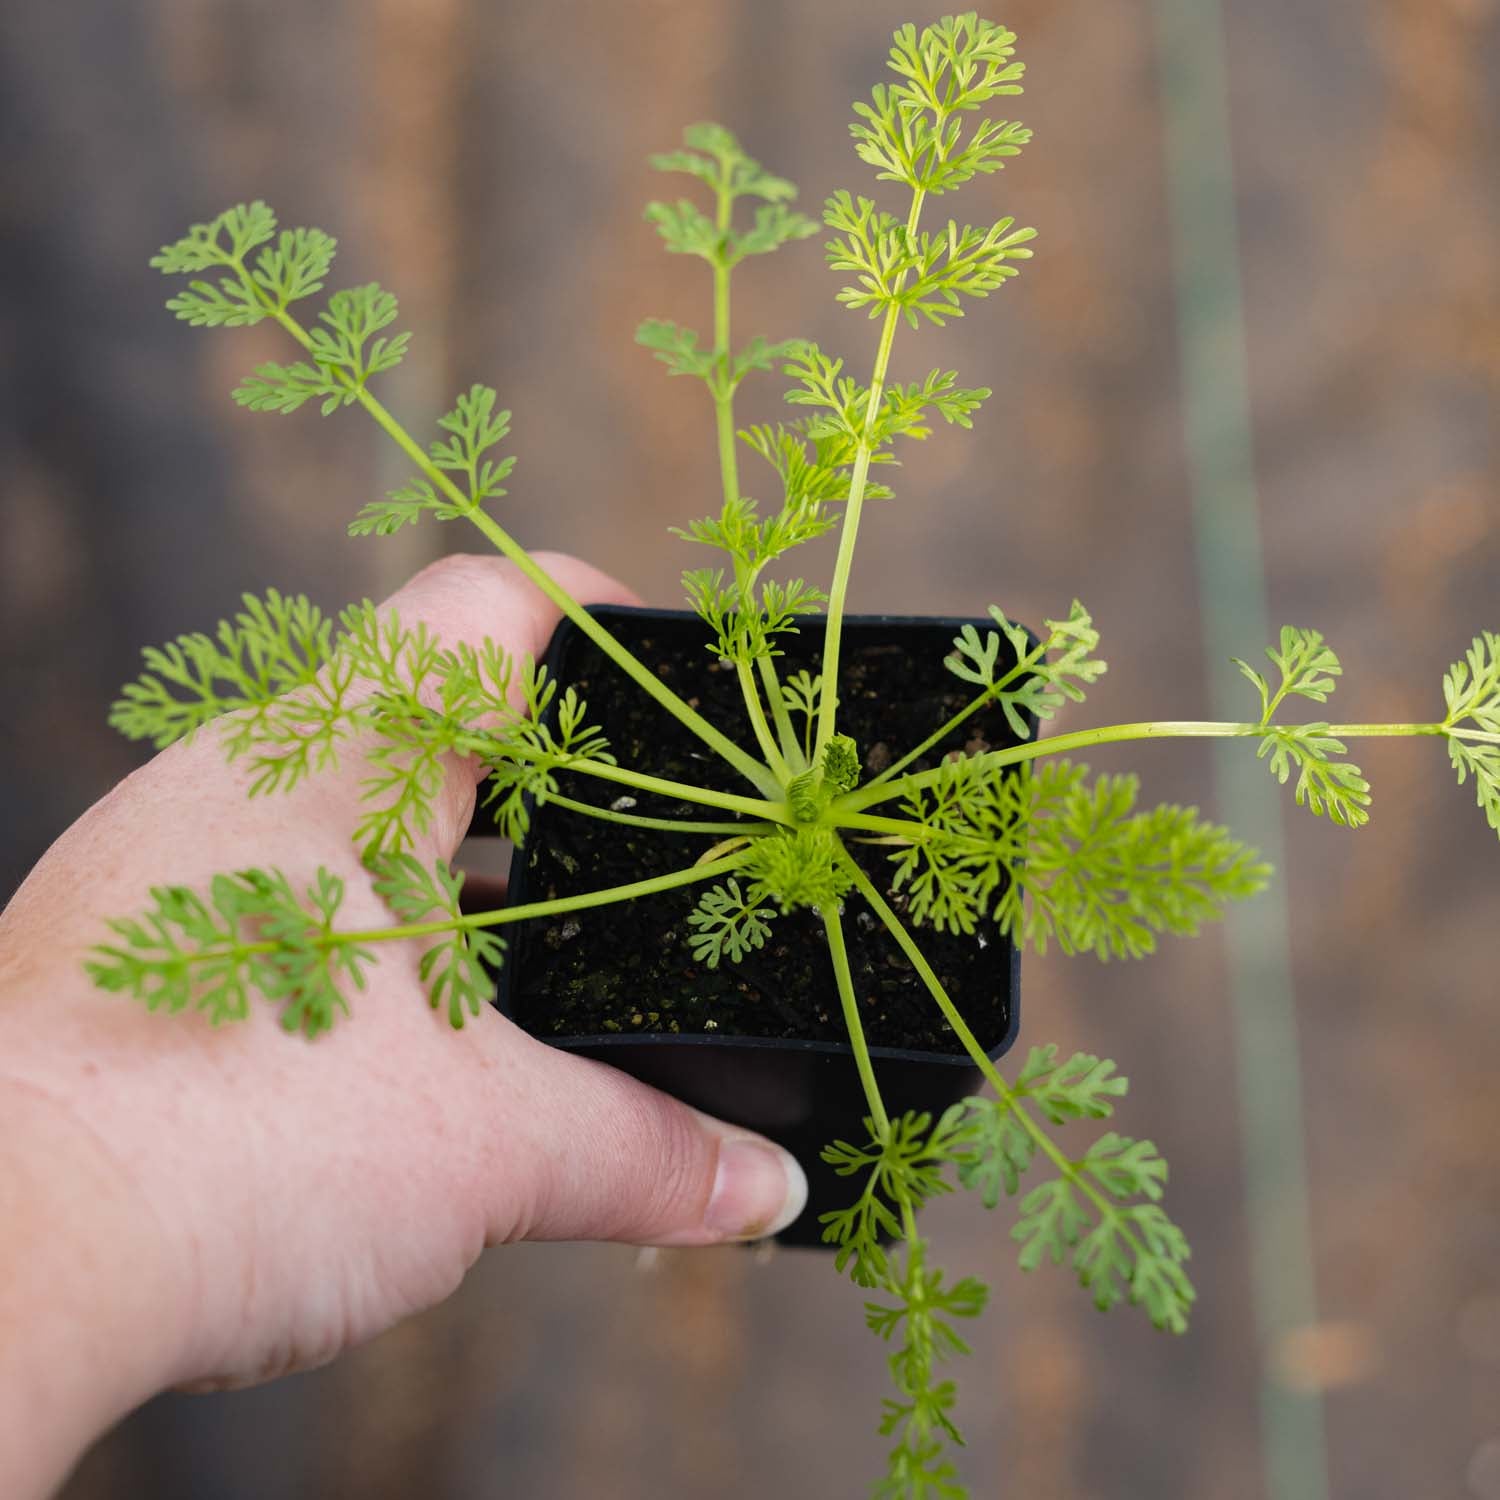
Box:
[491,605,1032,1246]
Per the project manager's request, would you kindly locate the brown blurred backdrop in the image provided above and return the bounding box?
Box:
[1,1,1497,1497]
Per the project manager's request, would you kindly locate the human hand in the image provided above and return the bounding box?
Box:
[0,553,807,1498]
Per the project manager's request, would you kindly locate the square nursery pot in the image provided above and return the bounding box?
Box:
[491,604,1033,1247]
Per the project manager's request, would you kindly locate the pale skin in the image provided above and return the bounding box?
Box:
[0,552,808,1499]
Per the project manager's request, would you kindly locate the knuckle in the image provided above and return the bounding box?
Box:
[407,551,514,598]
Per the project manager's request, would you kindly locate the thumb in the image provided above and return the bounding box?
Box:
[494,1032,809,1247]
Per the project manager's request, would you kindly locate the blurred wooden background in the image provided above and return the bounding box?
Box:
[1,1,1496,1496]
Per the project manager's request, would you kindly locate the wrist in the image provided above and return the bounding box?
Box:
[0,1077,188,1498]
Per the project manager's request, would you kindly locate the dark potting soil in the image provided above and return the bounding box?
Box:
[500,609,1023,1055]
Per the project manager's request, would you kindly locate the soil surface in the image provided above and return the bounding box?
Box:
[501,608,1028,1054]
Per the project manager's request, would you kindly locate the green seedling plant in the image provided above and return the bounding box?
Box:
[91,16,1500,1498]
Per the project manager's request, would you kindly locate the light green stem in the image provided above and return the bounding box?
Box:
[864,687,994,790]
[454,721,784,821]
[820,903,890,1136]
[1154,4,1328,1488]
[863,634,1070,792]
[555,754,786,823]
[705,184,798,779]
[544,791,768,838]
[839,850,1151,1255]
[736,659,793,780]
[829,810,930,840]
[759,654,807,770]
[712,174,741,514]
[362,382,778,799]
[171,854,750,966]
[345,852,749,945]
[257,296,780,801]
[706,177,801,782]
[838,851,995,1077]
[842,719,1449,813]
[815,186,928,757]
[1323,722,1447,738]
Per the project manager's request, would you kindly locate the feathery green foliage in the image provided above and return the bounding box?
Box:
[350,384,514,534]
[782,343,997,451]
[646,122,818,267]
[112,593,612,859]
[1442,632,1500,832]
[823,189,1036,329]
[1238,627,1372,827]
[738,424,896,511]
[152,201,289,326]
[1010,1134,1192,1329]
[867,1235,987,1495]
[236,284,410,415]
[638,122,815,404]
[946,600,1105,738]
[892,757,1270,950]
[368,856,506,1028]
[107,589,346,759]
[959,1050,1192,1330]
[957,1045,1126,1207]
[686,878,776,967]
[1255,725,1373,827]
[683,567,827,663]
[96,16,1499,1500]
[86,866,371,1037]
[1234,624,1342,718]
[779,669,825,760]
[852,17,1029,195]
[821,1106,975,1288]
[744,825,854,912]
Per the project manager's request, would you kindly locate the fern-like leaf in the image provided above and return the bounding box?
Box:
[893,758,1269,952]
[368,854,504,1028]
[87,866,372,1037]
[234,283,409,415]
[1256,725,1372,828]
[946,599,1105,738]
[1442,631,1500,837]
[686,879,775,966]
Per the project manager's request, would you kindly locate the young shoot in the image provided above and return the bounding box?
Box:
[93,15,1498,1499]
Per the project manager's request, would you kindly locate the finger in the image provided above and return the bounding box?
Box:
[490,1033,808,1247]
[382,551,641,668]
